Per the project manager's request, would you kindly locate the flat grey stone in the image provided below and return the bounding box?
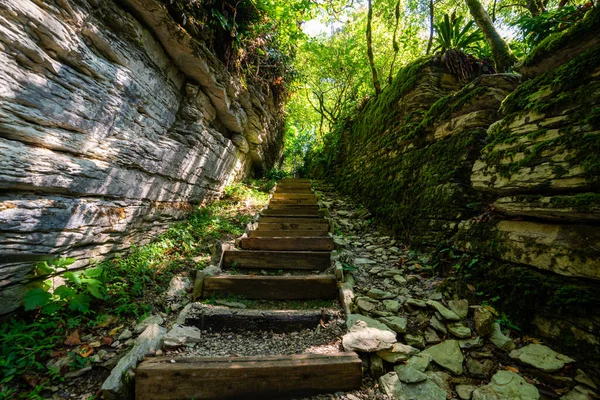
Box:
[489,323,515,351]
[342,322,396,352]
[561,385,599,400]
[383,300,401,313]
[356,296,379,313]
[509,344,574,373]
[380,316,408,333]
[423,340,464,375]
[397,378,447,400]
[472,370,539,400]
[101,324,166,397]
[407,353,433,372]
[448,299,469,319]
[367,288,396,299]
[395,364,427,383]
[163,324,202,349]
[379,372,400,399]
[427,300,460,321]
[456,384,477,400]
[347,314,395,333]
[134,315,164,333]
[377,342,420,363]
[447,322,472,339]
[459,336,484,349]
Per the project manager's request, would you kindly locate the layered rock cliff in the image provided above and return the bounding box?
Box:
[0,0,285,314]
[315,8,600,373]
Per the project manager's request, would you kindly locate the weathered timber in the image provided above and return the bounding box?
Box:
[268,204,320,210]
[272,193,318,200]
[185,305,338,333]
[259,217,330,225]
[202,275,338,299]
[135,353,362,400]
[223,250,330,270]
[262,209,324,217]
[257,222,329,231]
[275,187,313,193]
[248,230,329,237]
[241,237,334,251]
[279,178,311,183]
[270,198,317,205]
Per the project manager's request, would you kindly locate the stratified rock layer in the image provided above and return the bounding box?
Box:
[0,0,284,313]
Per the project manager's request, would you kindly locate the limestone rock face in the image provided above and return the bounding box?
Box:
[0,0,284,314]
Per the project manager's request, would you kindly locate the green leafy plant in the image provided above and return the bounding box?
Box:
[516,5,592,49]
[433,13,484,54]
[24,259,106,314]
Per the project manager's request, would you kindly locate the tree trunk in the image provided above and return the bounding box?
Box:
[465,0,518,72]
[366,0,382,96]
[388,0,401,84]
[426,0,435,55]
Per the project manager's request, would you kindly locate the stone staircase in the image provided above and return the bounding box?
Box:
[135,178,362,399]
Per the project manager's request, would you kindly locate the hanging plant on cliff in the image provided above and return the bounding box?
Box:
[433,13,491,80]
[433,13,484,54]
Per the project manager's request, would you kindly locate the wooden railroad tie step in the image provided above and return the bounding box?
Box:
[259,217,330,225]
[274,187,313,193]
[268,204,320,210]
[248,230,329,237]
[184,305,338,333]
[223,250,330,270]
[279,178,311,183]
[262,209,324,217]
[135,353,362,400]
[270,198,317,205]
[257,222,329,231]
[240,236,334,251]
[272,193,317,200]
[202,275,338,300]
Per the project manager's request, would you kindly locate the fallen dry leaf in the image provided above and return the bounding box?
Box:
[78,344,94,358]
[89,340,102,348]
[102,336,114,346]
[97,315,118,328]
[505,365,520,373]
[109,324,124,336]
[64,330,80,346]
[467,284,476,292]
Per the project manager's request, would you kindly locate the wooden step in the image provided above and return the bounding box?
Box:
[248,230,329,237]
[273,193,317,200]
[257,222,329,231]
[185,304,337,333]
[135,353,362,400]
[275,186,313,192]
[259,217,330,225]
[262,209,324,217]
[241,237,334,251]
[223,250,330,270]
[270,198,317,205]
[268,204,320,210]
[280,178,311,183]
[202,275,338,300]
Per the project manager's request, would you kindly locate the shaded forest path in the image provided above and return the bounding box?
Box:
[132,179,597,400]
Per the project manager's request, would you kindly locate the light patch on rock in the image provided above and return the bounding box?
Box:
[342,321,396,352]
[422,340,464,375]
[509,344,574,373]
[472,370,539,400]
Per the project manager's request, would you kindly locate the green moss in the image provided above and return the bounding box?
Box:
[550,193,600,211]
[523,7,600,67]
[481,44,600,183]
[351,57,433,145]
[586,107,600,129]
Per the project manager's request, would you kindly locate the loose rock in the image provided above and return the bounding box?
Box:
[472,370,539,400]
[423,340,464,375]
[509,344,575,373]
